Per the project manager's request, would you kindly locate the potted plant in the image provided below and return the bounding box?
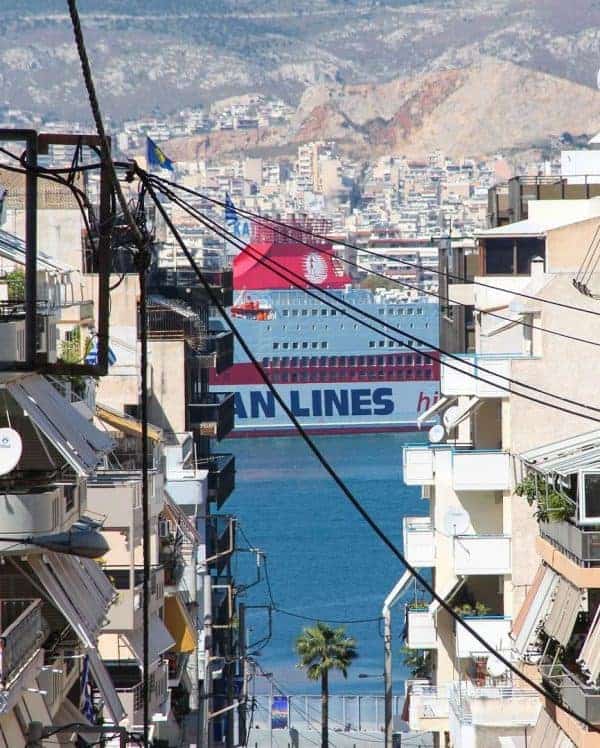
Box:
[515,473,574,523]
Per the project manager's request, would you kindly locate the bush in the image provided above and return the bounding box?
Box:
[515,473,573,523]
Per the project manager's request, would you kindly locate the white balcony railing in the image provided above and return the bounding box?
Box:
[440,354,511,399]
[453,535,511,575]
[403,517,435,567]
[409,685,449,730]
[403,446,435,485]
[455,616,512,658]
[406,609,437,649]
[452,451,512,491]
[450,681,540,727]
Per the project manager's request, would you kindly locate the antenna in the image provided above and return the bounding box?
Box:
[442,507,470,536]
[0,428,23,476]
[428,424,445,443]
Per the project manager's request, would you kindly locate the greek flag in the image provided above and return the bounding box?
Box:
[85,341,117,367]
[225,192,238,227]
[225,193,251,243]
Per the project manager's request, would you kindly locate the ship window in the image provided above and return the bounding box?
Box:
[369,341,375,348]
[378,341,385,348]
[281,372,289,382]
[262,357,269,367]
[300,371,308,381]
[338,356,346,366]
[301,357,309,366]
[321,309,327,316]
[331,310,337,316]
[302,310,308,316]
[273,342,279,349]
[378,369,385,378]
[388,341,394,347]
[291,357,299,367]
[357,356,365,366]
[416,308,423,315]
[302,341,308,348]
[321,342,327,349]
[292,309,299,316]
[312,309,318,316]
[292,342,299,349]
[406,308,413,315]
[310,357,318,366]
[282,309,289,316]
[272,357,280,367]
[330,356,337,366]
[311,342,318,348]
[348,356,355,365]
[291,373,298,382]
[425,323,429,328]
[379,356,386,365]
[267,325,271,331]
[379,308,385,315]
[425,369,431,379]
[282,342,289,349]
[320,356,327,366]
[367,356,374,366]
[281,357,289,366]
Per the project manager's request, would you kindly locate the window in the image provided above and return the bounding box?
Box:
[580,473,600,525]
[388,341,394,347]
[348,356,355,366]
[292,341,299,349]
[272,357,280,367]
[321,341,327,349]
[312,309,318,316]
[125,404,139,419]
[302,309,308,316]
[64,484,76,513]
[302,341,308,348]
[282,342,289,349]
[273,342,279,349]
[367,356,374,366]
[291,357,299,367]
[321,309,327,316]
[369,341,375,348]
[282,309,289,316]
[338,356,346,366]
[378,341,385,348]
[357,356,365,366]
[311,342,318,348]
[292,309,299,316]
[330,356,337,366]
[320,356,328,366]
[281,357,289,366]
[262,357,269,367]
[301,357,309,366]
[331,310,337,316]
[310,357,318,367]
[416,308,423,315]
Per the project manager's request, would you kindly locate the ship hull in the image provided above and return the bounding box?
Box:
[214,379,439,437]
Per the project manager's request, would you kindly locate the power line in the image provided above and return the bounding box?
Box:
[151,181,600,424]
[140,168,600,733]
[149,175,600,320]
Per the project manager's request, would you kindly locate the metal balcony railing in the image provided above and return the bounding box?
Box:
[539,520,600,567]
[196,453,235,506]
[540,661,600,724]
[188,393,235,441]
[0,598,46,686]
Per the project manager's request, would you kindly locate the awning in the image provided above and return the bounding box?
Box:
[125,614,175,667]
[511,565,558,656]
[416,396,453,427]
[577,601,600,684]
[530,708,575,748]
[444,396,480,430]
[544,577,583,646]
[7,374,114,476]
[96,402,163,443]
[164,594,197,654]
[429,577,465,615]
[28,554,125,724]
[519,429,600,477]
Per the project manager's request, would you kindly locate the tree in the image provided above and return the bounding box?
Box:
[295,623,357,747]
[5,269,25,301]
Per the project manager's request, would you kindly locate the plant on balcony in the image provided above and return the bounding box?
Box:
[400,646,432,679]
[515,473,574,523]
[407,600,429,611]
[4,269,25,300]
[453,602,491,617]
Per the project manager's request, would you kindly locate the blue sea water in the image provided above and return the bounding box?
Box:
[223,432,428,696]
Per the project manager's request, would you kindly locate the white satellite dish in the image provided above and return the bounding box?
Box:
[428,424,445,443]
[443,507,470,536]
[486,655,508,678]
[443,405,461,430]
[0,428,22,476]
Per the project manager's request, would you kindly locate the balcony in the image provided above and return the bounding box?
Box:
[104,566,164,631]
[453,535,511,575]
[440,354,511,399]
[196,453,235,507]
[402,445,512,492]
[403,517,435,567]
[455,616,512,658]
[206,515,235,574]
[406,608,437,649]
[0,599,47,694]
[408,685,449,731]
[539,520,600,568]
[0,482,84,553]
[151,267,233,307]
[111,660,170,728]
[541,662,600,725]
[188,392,235,440]
[449,681,540,728]
[87,474,143,536]
[192,330,234,374]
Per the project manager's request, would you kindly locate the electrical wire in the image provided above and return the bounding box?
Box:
[149,175,600,320]
[139,168,600,732]
[151,182,600,424]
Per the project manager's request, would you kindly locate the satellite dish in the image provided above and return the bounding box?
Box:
[0,428,22,476]
[443,406,461,430]
[443,507,470,536]
[428,424,445,443]
[486,655,508,678]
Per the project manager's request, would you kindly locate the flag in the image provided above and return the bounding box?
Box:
[85,340,117,367]
[146,137,174,172]
[80,654,95,722]
[225,192,238,227]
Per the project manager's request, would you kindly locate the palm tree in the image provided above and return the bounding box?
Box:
[295,622,358,747]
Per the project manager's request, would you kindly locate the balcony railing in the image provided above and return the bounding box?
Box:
[196,453,235,507]
[406,608,437,649]
[455,616,512,658]
[409,685,449,729]
[453,535,511,575]
[540,661,600,724]
[403,517,435,567]
[440,353,512,399]
[188,392,235,440]
[402,445,512,491]
[206,514,235,574]
[192,330,234,374]
[114,661,169,727]
[539,520,600,567]
[151,267,233,307]
[104,565,164,630]
[0,598,46,687]
[450,681,540,727]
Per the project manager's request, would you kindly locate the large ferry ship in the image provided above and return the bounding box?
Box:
[210,221,440,435]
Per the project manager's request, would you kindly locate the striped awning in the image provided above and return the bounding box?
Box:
[577,602,600,685]
[511,565,558,656]
[519,429,600,477]
[530,708,575,748]
[544,577,583,646]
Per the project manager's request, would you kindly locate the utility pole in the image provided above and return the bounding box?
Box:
[269,673,273,748]
[238,602,247,745]
[382,572,411,748]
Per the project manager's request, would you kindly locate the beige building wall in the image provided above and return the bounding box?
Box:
[148,339,187,435]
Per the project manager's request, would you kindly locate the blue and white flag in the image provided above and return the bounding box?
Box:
[224,192,251,243]
[80,654,95,722]
[85,340,117,367]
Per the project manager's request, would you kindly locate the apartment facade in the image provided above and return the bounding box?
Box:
[402,185,600,747]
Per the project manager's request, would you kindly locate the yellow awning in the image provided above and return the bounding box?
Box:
[164,594,197,653]
[96,403,163,442]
